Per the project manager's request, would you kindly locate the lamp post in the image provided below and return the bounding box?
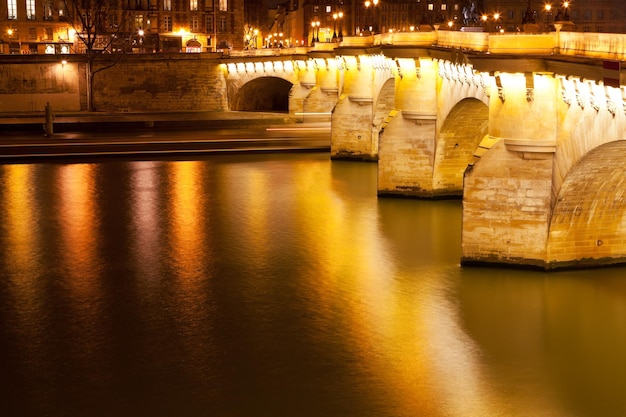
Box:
[338,12,344,40]
[332,13,338,41]
[364,1,371,33]
[545,4,552,30]
[563,1,570,21]
[373,0,379,34]
[310,20,320,44]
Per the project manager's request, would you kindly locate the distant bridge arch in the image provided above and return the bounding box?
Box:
[230,76,293,111]
[223,59,300,112]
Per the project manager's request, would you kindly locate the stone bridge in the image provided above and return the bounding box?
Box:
[224,31,626,270]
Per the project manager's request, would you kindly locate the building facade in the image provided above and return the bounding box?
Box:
[0,0,244,54]
[274,0,626,45]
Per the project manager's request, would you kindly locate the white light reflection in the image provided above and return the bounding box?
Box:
[130,161,162,279]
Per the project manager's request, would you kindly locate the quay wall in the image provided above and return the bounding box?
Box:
[93,54,228,112]
[0,54,228,113]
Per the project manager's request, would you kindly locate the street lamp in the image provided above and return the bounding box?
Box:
[563,1,570,20]
[338,12,344,40]
[373,0,380,34]
[545,4,552,29]
[332,13,338,41]
[364,1,371,33]
[311,20,320,44]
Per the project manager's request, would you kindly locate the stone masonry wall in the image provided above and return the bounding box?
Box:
[462,140,554,268]
[0,57,82,112]
[0,54,228,113]
[93,54,227,112]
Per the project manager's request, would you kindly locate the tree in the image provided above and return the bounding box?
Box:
[61,0,131,111]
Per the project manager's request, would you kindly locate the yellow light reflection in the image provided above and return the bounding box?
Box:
[57,163,105,371]
[2,164,41,276]
[58,163,99,280]
[1,164,52,376]
[168,160,209,280]
[167,161,215,378]
[234,159,505,416]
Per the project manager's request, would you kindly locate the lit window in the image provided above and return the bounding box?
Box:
[26,0,35,20]
[7,0,17,19]
[190,0,197,11]
[134,14,144,29]
[441,4,447,11]
[219,0,227,12]
[44,0,53,20]
[163,0,171,11]
[428,4,434,12]
[190,15,198,31]
[326,5,331,13]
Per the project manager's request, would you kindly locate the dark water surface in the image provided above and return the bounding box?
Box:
[1,153,626,417]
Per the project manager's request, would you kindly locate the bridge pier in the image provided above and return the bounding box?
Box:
[377,57,442,197]
[331,95,377,161]
[461,72,559,269]
[331,53,382,161]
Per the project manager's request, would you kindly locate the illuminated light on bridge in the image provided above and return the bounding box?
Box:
[295,60,307,71]
[313,58,327,70]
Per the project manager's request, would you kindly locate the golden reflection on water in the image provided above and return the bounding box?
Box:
[167,160,209,279]
[2,164,41,277]
[57,164,100,280]
[3,155,626,415]
[166,160,217,391]
[0,164,51,378]
[56,163,107,372]
[215,158,503,416]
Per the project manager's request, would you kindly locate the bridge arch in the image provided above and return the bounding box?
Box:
[547,140,626,268]
[230,77,293,112]
[374,78,396,133]
[434,98,489,194]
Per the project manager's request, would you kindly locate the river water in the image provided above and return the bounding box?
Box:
[1,152,625,417]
